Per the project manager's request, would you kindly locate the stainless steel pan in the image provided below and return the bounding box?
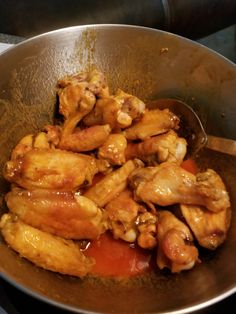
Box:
[0,24,235,314]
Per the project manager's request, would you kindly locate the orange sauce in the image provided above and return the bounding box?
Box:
[181,158,198,175]
[84,232,153,277]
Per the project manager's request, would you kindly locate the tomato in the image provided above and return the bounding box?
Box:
[84,232,153,277]
[181,159,198,175]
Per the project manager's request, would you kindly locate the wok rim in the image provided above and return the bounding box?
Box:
[1,269,236,314]
[1,23,236,69]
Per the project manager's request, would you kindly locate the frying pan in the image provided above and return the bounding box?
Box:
[0,24,235,314]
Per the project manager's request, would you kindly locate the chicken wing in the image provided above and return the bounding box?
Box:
[98,134,127,165]
[180,204,231,250]
[136,211,158,249]
[0,213,94,277]
[4,148,99,190]
[84,159,143,207]
[58,69,109,99]
[11,131,54,160]
[83,90,145,129]
[59,124,111,152]
[11,134,35,160]
[5,188,107,239]
[129,162,230,212]
[125,130,187,165]
[105,188,157,248]
[157,210,199,273]
[105,189,141,243]
[58,69,109,119]
[123,109,179,140]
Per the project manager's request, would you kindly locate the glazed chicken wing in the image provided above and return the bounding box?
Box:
[125,130,187,165]
[84,159,143,207]
[105,189,141,242]
[157,210,199,273]
[58,70,112,152]
[98,134,127,165]
[58,72,106,145]
[58,69,109,99]
[180,204,231,250]
[59,124,111,152]
[5,188,107,239]
[106,189,157,248]
[58,69,109,119]
[0,214,94,277]
[83,90,145,129]
[129,162,230,212]
[123,108,179,140]
[4,148,99,190]
[11,131,55,160]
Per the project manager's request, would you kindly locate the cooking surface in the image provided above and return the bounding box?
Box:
[0,26,235,314]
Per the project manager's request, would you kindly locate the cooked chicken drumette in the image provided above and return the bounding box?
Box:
[0,213,94,277]
[83,89,145,129]
[180,204,231,250]
[105,189,157,248]
[105,189,142,243]
[58,69,109,119]
[125,130,187,165]
[5,188,107,240]
[98,134,127,165]
[157,210,199,273]
[123,108,179,140]
[58,70,110,152]
[59,124,111,152]
[129,162,230,212]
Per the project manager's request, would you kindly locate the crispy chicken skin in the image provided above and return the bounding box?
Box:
[5,188,107,240]
[125,130,187,165]
[59,124,111,152]
[98,134,127,165]
[106,189,157,248]
[83,90,145,129]
[180,204,231,250]
[84,159,143,207]
[157,210,199,273]
[4,149,99,190]
[123,109,179,140]
[0,214,94,277]
[129,162,230,212]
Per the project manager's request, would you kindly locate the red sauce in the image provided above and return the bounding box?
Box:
[181,158,198,175]
[84,232,153,277]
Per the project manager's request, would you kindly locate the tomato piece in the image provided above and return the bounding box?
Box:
[84,232,153,277]
[181,159,198,175]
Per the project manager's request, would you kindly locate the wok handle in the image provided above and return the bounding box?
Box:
[207,135,236,156]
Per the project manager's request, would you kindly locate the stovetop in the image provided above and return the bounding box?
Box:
[0,27,236,314]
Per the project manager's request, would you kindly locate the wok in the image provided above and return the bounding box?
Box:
[0,24,236,314]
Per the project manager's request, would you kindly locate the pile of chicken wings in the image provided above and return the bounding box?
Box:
[0,69,231,277]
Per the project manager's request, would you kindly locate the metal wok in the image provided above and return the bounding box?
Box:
[0,24,235,314]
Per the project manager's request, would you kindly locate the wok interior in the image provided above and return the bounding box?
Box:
[0,25,236,313]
